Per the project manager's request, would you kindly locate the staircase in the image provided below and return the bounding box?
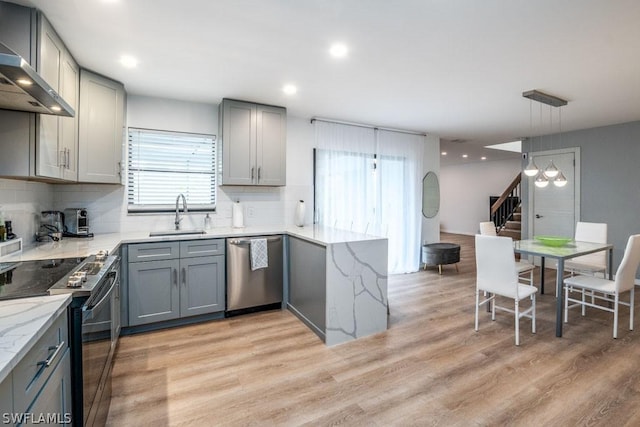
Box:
[499,206,522,240]
[490,173,522,240]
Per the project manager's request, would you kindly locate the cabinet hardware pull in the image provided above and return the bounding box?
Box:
[38,341,65,368]
[58,150,65,167]
[258,167,261,182]
[66,148,70,169]
[251,167,255,181]
[173,268,178,285]
[182,267,186,285]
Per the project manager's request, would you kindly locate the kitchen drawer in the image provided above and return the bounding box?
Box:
[128,242,179,262]
[180,239,225,258]
[12,310,68,414]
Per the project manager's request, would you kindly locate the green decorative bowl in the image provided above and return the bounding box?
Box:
[534,236,572,247]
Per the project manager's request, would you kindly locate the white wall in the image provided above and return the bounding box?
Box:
[52,95,315,233]
[440,158,521,235]
[421,134,440,245]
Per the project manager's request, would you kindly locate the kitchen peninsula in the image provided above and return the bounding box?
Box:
[5,225,388,346]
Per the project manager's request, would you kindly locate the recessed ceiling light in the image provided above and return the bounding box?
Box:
[119,55,138,68]
[481,156,487,160]
[282,84,297,95]
[329,43,348,58]
[16,78,32,86]
[462,154,468,158]
[441,151,447,156]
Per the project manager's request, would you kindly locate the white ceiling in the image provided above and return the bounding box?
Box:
[9,0,640,165]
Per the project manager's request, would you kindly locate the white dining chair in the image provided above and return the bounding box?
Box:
[479,222,535,285]
[475,234,538,345]
[564,234,640,338]
[564,222,608,277]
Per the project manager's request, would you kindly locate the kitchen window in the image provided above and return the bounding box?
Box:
[127,128,216,212]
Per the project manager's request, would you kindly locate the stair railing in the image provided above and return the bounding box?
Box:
[490,173,522,234]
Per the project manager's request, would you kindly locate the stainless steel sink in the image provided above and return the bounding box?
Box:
[149,229,207,237]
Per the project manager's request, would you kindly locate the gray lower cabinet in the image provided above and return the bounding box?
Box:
[23,350,72,426]
[288,236,326,339]
[0,374,12,425]
[128,240,225,327]
[180,256,225,317]
[1,308,71,426]
[128,259,181,326]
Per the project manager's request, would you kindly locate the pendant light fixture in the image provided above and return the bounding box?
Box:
[534,173,549,188]
[523,98,539,177]
[552,106,567,187]
[524,158,539,177]
[522,90,568,188]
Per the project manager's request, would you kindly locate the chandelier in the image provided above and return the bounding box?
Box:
[522,90,568,188]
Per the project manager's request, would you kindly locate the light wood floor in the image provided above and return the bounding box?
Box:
[107,233,640,426]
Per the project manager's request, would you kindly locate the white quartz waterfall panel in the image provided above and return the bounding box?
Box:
[325,239,388,346]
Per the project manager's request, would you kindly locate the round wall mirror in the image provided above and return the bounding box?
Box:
[422,171,440,218]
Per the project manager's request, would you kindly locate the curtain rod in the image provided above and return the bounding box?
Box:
[310,117,427,137]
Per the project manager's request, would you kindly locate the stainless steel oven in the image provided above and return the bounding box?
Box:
[50,251,120,427]
[81,264,118,426]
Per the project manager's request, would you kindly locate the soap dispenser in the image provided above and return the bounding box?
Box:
[204,213,212,230]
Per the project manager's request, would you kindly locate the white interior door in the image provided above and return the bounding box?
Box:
[529,148,580,239]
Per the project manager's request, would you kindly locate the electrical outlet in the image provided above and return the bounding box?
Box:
[247,207,255,218]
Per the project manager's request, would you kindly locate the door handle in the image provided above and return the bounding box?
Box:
[535,214,543,219]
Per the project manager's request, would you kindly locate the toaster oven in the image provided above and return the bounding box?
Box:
[64,208,89,235]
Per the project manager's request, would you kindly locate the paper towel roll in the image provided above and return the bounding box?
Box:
[294,200,305,227]
[232,202,244,228]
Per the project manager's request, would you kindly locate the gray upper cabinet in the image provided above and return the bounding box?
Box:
[0,4,79,182]
[221,99,286,186]
[78,69,125,183]
[36,15,79,180]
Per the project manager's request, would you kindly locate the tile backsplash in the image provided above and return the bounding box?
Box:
[0,178,54,245]
[50,182,314,234]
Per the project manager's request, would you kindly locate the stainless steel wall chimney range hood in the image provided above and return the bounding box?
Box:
[0,42,75,117]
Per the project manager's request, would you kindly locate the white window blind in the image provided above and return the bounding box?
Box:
[127,128,216,212]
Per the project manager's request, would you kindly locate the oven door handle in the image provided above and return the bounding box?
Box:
[82,272,117,320]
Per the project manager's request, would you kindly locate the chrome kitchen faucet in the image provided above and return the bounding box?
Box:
[175,193,188,230]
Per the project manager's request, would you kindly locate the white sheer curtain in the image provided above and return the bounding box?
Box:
[315,123,376,233]
[314,121,424,273]
[377,130,424,273]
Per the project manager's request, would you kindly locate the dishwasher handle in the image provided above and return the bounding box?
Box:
[228,237,282,245]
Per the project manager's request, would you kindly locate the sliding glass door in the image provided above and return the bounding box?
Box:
[314,122,423,273]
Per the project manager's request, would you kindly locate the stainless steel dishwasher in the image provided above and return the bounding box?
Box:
[226,236,283,314]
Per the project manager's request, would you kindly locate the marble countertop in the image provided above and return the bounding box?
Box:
[0,294,71,384]
[5,225,386,262]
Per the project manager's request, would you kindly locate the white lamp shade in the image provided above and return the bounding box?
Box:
[524,158,539,177]
[543,160,559,178]
[553,171,568,187]
[534,173,549,188]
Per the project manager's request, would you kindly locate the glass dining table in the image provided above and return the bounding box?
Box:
[513,239,613,337]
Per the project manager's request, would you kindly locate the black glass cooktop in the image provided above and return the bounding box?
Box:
[0,257,86,301]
